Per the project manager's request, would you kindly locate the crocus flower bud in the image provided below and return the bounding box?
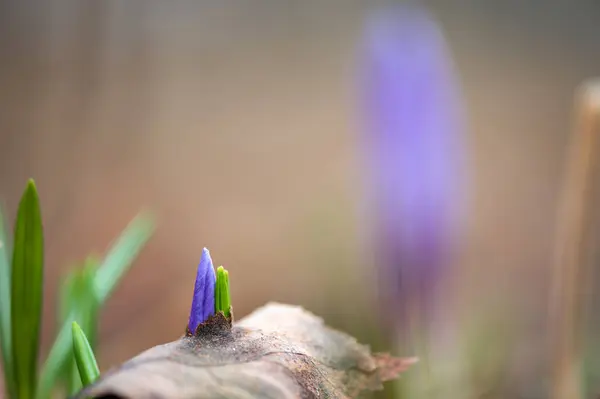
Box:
[187,248,216,333]
[359,4,466,333]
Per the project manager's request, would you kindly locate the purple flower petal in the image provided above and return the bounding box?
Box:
[359,5,467,325]
[188,247,216,332]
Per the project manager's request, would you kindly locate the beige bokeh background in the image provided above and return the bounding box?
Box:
[1,1,600,396]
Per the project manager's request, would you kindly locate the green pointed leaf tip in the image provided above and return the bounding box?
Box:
[215,266,231,317]
[11,179,44,399]
[72,321,99,387]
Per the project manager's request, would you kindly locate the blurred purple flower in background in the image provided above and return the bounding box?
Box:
[358,4,467,336]
[187,248,216,333]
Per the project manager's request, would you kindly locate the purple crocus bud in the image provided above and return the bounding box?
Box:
[187,248,216,333]
[358,5,467,333]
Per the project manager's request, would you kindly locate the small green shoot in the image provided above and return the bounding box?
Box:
[215,266,231,317]
[71,321,99,387]
[11,179,44,399]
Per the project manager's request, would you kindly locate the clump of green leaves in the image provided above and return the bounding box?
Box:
[0,179,155,399]
[215,266,231,318]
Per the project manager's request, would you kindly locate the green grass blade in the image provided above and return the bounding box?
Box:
[80,257,99,349]
[68,362,82,395]
[94,211,155,303]
[58,271,76,326]
[11,179,44,399]
[215,266,223,313]
[224,270,231,316]
[36,317,73,399]
[58,269,78,395]
[0,205,15,398]
[71,322,99,387]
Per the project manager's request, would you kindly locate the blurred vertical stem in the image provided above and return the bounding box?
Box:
[0,205,15,398]
[37,212,155,399]
[11,180,44,399]
[550,80,600,399]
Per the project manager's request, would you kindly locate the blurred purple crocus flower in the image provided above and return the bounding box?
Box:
[359,5,466,331]
[188,247,216,333]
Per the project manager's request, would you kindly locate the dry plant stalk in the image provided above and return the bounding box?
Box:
[550,79,600,399]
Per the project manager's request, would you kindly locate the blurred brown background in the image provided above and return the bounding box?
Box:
[1,1,600,397]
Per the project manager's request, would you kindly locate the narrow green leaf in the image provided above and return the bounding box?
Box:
[57,269,77,393]
[71,322,99,387]
[38,213,154,399]
[0,205,15,399]
[80,258,100,349]
[68,362,82,395]
[215,266,231,317]
[11,179,44,399]
[66,258,99,349]
[37,317,73,399]
[94,211,155,303]
[58,271,76,327]
[224,270,231,316]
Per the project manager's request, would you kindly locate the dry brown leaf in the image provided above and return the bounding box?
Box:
[74,303,416,399]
